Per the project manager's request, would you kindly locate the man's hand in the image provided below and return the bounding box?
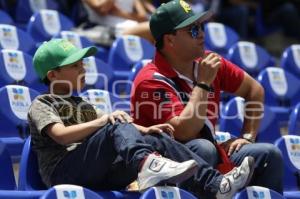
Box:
[197,52,221,85]
[139,124,174,138]
[220,138,251,156]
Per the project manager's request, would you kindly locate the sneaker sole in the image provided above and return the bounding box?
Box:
[240,157,255,190]
[139,161,198,191]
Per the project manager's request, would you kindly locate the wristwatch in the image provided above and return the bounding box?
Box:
[242,133,255,143]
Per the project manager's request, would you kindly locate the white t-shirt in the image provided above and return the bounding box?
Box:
[84,0,138,35]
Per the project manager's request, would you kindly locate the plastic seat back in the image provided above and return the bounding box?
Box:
[0,141,16,190]
[235,186,284,199]
[0,24,36,55]
[257,67,300,107]
[0,9,14,25]
[289,103,300,135]
[274,135,300,191]
[281,44,300,77]
[140,186,197,199]
[27,9,74,43]
[219,97,281,143]
[204,22,239,56]
[227,41,275,77]
[0,85,39,157]
[40,184,102,199]
[18,136,47,190]
[15,0,60,25]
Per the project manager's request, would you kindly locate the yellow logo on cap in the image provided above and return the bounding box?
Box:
[59,40,75,52]
[179,0,191,13]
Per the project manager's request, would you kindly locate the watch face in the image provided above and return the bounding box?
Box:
[243,133,254,141]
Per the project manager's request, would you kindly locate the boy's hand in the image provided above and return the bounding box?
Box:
[109,110,133,124]
[140,124,174,138]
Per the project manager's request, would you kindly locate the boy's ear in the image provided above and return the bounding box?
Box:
[46,70,56,81]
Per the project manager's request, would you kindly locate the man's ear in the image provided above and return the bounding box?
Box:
[164,34,174,47]
[46,70,56,81]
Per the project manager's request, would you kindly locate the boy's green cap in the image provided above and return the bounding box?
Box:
[150,0,212,41]
[33,39,98,80]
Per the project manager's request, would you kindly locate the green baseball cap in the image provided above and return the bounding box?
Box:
[150,0,212,41]
[33,39,98,80]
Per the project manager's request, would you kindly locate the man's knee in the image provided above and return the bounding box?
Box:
[185,139,218,166]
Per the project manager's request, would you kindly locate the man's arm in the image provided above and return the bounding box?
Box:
[234,72,265,140]
[167,53,221,142]
[222,72,264,156]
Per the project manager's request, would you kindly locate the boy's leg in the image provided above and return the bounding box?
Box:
[50,121,149,189]
[51,122,198,190]
[229,143,283,194]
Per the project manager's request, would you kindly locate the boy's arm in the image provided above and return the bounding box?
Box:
[45,110,132,145]
[45,114,110,145]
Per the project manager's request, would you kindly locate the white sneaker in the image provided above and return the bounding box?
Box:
[138,153,198,191]
[216,156,255,199]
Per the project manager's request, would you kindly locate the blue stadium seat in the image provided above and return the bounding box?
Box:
[258,67,300,107]
[234,186,284,199]
[274,135,300,198]
[257,67,300,125]
[0,190,45,199]
[80,89,130,113]
[140,186,197,199]
[289,103,300,135]
[0,141,16,190]
[40,184,102,199]
[0,24,36,55]
[0,85,39,159]
[0,9,14,25]
[54,31,109,62]
[27,9,74,43]
[204,22,239,56]
[108,35,155,94]
[227,41,275,77]
[14,0,60,27]
[219,97,281,143]
[124,59,152,98]
[18,136,47,191]
[0,49,46,92]
[82,56,113,92]
[281,44,300,78]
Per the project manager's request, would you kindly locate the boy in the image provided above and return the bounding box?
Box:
[28,39,198,191]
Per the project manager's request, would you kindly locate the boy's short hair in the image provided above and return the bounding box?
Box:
[33,39,97,81]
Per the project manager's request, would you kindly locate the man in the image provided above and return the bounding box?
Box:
[131,0,283,196]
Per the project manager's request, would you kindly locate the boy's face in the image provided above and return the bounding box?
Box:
[48,60,86,94]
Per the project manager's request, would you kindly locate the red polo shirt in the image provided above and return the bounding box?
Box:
[131,51,244,131]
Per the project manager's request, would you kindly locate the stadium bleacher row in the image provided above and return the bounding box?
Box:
[1,0,300,198]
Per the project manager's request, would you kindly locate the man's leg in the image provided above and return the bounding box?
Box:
[229,143,283,194]
[143,133,223,198]
[185,139,219,167]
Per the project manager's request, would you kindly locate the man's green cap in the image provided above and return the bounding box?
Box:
[150,0,212,41]
[33,39,98,80]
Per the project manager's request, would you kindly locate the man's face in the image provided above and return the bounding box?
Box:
[171,21,206,59]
